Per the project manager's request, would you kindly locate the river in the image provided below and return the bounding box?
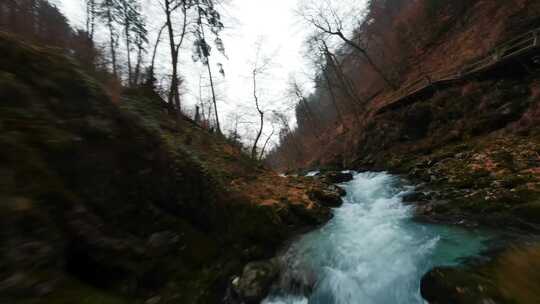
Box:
[263,171,493,304]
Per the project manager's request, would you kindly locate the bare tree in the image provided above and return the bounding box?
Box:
[85,0,98,41]
[259,124,276,160]
[146,23,166,85]
[160,0,188,110]
[133,26,148,85]
[300,0,397,90]
[250,43,272,160]
[192,0,227,135]
[195,73,215,129]
[115,0,147,86]
[99,0,120,78]
[116,0,145,86]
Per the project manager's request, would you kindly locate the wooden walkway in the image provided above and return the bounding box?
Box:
[375,27,540,114]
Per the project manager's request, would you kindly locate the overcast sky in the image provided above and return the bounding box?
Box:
[55,0,367,145]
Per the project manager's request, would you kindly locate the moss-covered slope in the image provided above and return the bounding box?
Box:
[0,33,331,303]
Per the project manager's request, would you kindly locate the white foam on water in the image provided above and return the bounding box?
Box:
[263,172,491,304]
[306,171,321,177]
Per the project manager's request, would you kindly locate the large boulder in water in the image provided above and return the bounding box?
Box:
[232,259,280,303]
[308,186,344,208]
[329,184,347,197]
[401,191,430,203]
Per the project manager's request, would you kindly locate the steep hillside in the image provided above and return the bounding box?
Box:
[271,0,540,230]
[270,0,540,168]
[268,1,540,302]
[0,33,338,304]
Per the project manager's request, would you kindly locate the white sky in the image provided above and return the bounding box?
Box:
[55,0,367,146]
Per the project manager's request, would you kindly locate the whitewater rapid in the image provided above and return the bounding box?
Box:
[263,172,491,304]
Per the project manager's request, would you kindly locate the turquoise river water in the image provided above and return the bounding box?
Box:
[263,172,493,304]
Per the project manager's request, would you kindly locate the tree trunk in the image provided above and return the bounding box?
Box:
[150,24,166,78]
[133,42,143,85]
[259,126,275,160]
[164,0,187,112]
[196,6,221,134]
[86,0,96,41]
[252,110,264,160]
[251,70,264,160]
[106,9,118,78]
[124,14,132,86]
[165,0,179,110]
[207,60,221,134]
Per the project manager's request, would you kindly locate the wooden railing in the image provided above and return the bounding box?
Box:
[377,27,540,113]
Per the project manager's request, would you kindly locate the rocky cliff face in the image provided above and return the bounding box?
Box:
[0,34,339,304]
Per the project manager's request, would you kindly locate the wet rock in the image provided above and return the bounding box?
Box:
[308,186,344,208]
[232,259,280,304]
[288,202,332,225]
[402,191,429,203]
[421,267,461,304]
[414,204,434,217]
[421,267,497,304]
[330,184,347,197]
[322,171,354,184]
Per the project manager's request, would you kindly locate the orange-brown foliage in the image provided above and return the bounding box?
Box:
[268,0,540,171]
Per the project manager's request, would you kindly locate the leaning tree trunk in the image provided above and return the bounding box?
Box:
[251,70,264,159]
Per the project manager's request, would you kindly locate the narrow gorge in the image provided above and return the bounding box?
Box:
[1,0,540,304]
